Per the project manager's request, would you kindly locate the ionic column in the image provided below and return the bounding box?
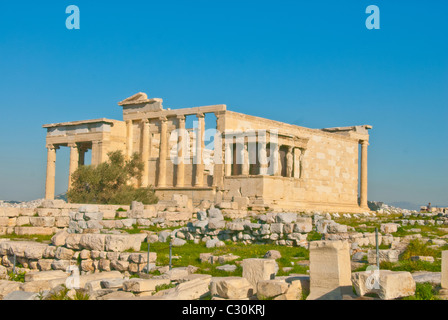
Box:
[224,134,233,176]
[286,146,293,178]
[293,148,302,178]
[126,120,133,159]
[194,113,205,187]
[78,146,87,166]
[157,117,168,187]
[68,143,79,190]
[176,115,186,187]
[91,140,103,166]
[360,140,369,208]
[45,145,57,200]
[141,119,150,187]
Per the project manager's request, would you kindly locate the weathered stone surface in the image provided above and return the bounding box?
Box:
[241,258,277,291]
[123,278,171,293]
[264,250,281,260]
[442,251,448,289]
[276,213,297,224]
[51,229,69,246]
[156,275,212,300]
[3,291,38,300]
[257,280,289,299]
[24,243,49,260]
[381,223,399,234]
[0,280,22,300]
[367,249,399,264]
[105,234,146,252]
[101,278,126,289]
[294,217,313,233]
[110,260,129,272]
[352,270,416,300]
[172,238,187,246]
[307,240,353,300]
[79,234,107,251]
[99,291,135,300]
[55,247,75,260]
[24,270,69,282]
[412,271,441,284]
[78,271,123,288]
[65,234,83,250]
[14,227,55,236]
[216,264,237,272]
[211,277,255,299]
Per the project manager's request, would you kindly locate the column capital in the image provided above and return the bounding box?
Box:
[360,140,370,146]
[159,116,168,122]
[142,118,150,125]
[46,144,59,150]
[196,113,205,119]
[68,143,78,148]
[176,115,186,121]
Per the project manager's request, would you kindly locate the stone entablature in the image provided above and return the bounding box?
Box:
[42,92,372,213]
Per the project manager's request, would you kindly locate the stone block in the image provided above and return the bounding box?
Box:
[123,278,171,293]
[442,251,448,289]
[257,280,289,299]
[351,270,415,300]
[241,258,277,291]
[367,249,399,264]
[211,277,255,299]
[294,217,313,233]
[105,234,146,252]
[14,227,55,236]
[307,240,353,300]
[24,270,69,282]
[380,223,399,234]
[29,217,55,227]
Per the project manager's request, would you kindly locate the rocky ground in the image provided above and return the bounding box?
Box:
[0,199,447,300]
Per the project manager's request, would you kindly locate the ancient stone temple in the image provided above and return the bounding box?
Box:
[43,92,372,213]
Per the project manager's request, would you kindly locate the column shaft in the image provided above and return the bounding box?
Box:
[194,113,205,186]
[176,116,186,187]
[158,117,168,187]
[360,140,369,208]
[141,120,150,187]
[68,143,79,190]
[45,145,56,200]
[126,120,133,159]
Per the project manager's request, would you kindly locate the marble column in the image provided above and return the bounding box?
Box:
[158,117,168,187]
[176,115,186,187]
[78,146,87,166]
[126,120,133,159]
[360,140,369,208]
[194,113,205,187]
[45,145,57,200]
[68,143,79,190]
[224,135,233,177]
[141,119,150,187]
[286,146,293,178]
[293,148,302,178]
[91,140,103,166]
[258,132,268,175]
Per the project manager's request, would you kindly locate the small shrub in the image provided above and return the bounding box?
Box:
[403,282,439,300]
[8,271,26,283]
[154,283,176,293]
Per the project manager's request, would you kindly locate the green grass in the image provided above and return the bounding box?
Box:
[139,241,310,277]
[154,283,176,293]
[8,271,26,283]
[401,239,439,260]
[402,282,440,300]
[0,233,53,243]
[380,260,441,273]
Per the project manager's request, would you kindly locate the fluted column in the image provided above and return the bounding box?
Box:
[45,145,57,200]
[224,138,233,177]
[141,119,150,187]
[194,113,205,187]
[176,115,186,187]
[360,140,369,208]
[126,120,133,159]
[68,143,79,190]
[157,117,168,187]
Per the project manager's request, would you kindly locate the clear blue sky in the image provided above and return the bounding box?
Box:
[0,1,447,209]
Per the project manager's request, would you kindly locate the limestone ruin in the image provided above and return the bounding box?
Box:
[42,92,372,213]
